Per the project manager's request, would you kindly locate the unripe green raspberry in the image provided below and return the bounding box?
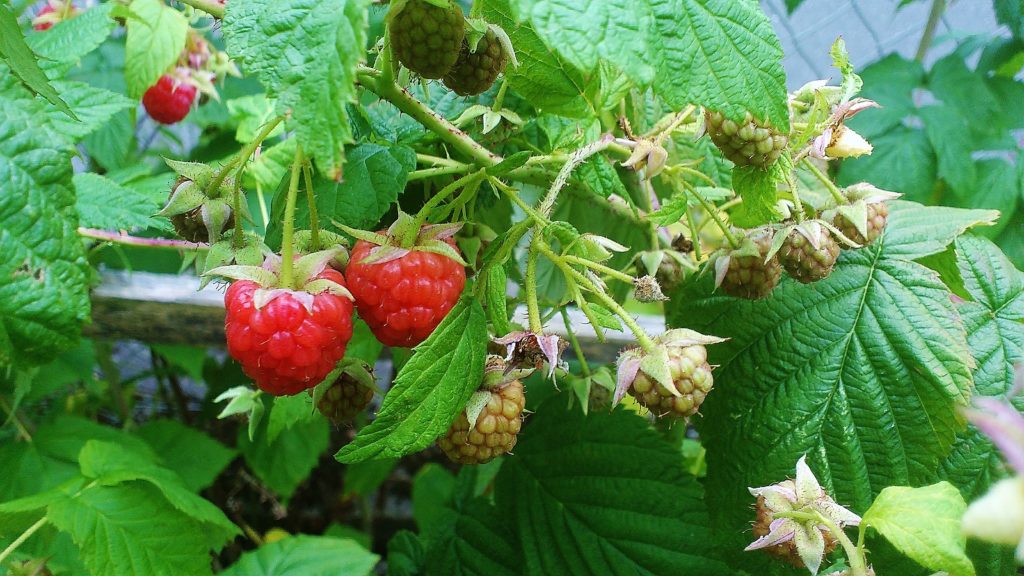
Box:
[316,373,374,425]
[704,110,788,168]
[720,233,781,300]
[443,27,507,96]
[778,228,840,283]
[167,178,234,243]
[438,380,525,464]
[835,202,889,247]
[389,0,466,79]
[628,345,713,418]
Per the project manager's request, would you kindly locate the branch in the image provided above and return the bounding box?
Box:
[358,67,499,167]
[176,0,225,19]
[79,228,210,251]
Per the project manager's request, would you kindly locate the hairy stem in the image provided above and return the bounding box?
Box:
[176,0,224,18]
[539,135,613,218]
[78,228,209,251]
[803,159,846,204]
[302,162,320,251]
[206,115,285,198]
[561,309,591,377]
[816,512,869,576]
[685,207,703,260]
[682,182,739,248]
[0,397,31,442]
[405,171,485,248]
[231,174,245,249]
[915,0,946,62]
[525,235,543,334]
[0,517,48,566]
[562,255,635,284]
[279,145,304,289]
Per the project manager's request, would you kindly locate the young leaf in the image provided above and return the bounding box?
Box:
[510,0,789,129]
[862,482,975,576]
[939,235,1024,499]
[0,3,75,119]
[220,535,379,576]
[223,0,372,180]
[494,397,731,574]
[730,155,790,228]
[668,202,994,565]
[0,84,90,367]
[124,0,188,99]
[336,298,487,462]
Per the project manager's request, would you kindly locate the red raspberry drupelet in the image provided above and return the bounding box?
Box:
[142,75,197,125]
[224,269,354,396]
[346,239,466,348]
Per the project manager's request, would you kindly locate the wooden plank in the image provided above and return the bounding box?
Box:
[85,270,665,360]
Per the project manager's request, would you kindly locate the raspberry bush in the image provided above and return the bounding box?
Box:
[0,0,1021,575]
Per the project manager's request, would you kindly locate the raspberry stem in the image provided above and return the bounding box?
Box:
[404,170,486,248]
[539,135,614,218]
[685,207,703,260]
[302,161,320,251]
[0,517,47,566]
[787,172,805,224]
[78,227,210,251]
[682,181,739,249]
[231,172,246,249]
[803,159,847,205]
[525,234,543,334]
[205,115,285,200]
[176,0,224,18]
[561,309,591,377]
[280,144,305,289]
[562,255,636,284]
[773,510,868,576]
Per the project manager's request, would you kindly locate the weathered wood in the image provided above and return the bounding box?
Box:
[85,270,665,361]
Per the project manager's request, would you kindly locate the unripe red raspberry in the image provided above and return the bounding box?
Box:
[835,201,889,247]
[438,379,525,465]
[720,232,781,300]
[705,110,788,168]
[778,227,840,283]
[316,370,374,424]
[628,344,713,418]
[443,27,508,96]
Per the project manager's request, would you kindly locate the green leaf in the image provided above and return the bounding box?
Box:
[730,155,789,227]
[510,0,789,129]
[266,143,416,249]
[862,482,975,576]
[239,411,329,500]
[494,397,730,574]
[388,530,426,576]
[124,0,188,99]
[220,535,379,576]
[411,464,457,534]
[667,201,985,566]
[0,3,76,119]
[77,440,239,548]
[996,0,1024,39]
[27,2,117,76]
[479,0,591,118]
[226,94,282,143]
[0,85,89,367]
[47,481,227,576]
[939,235,1024,500]
[485,265,512,335]
[223,0,371,179]
[576,155,627,199]
[946,159,1021,240]
[343,458,398,498]
[919,105,977,198]
[133,419,237,492]
[46,80,135,141]
[847,54,925,139]
[424,498,521,576]
[336,298,487,462]
[74,173,163,231]
[266,393,318,443]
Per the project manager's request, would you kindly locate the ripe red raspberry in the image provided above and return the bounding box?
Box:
[224,268,354,396]
[438,379,524,465]
[346,238,466,347]
[33,4,56,30]
[627,344,714,417]
[142,75,197,125]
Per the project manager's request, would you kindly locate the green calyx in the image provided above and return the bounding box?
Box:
[335,211,468,267]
